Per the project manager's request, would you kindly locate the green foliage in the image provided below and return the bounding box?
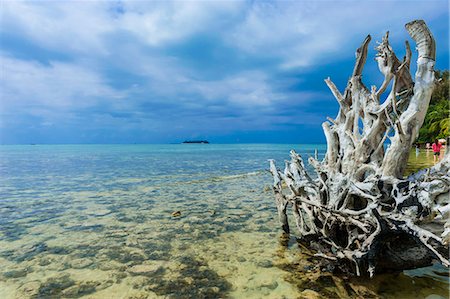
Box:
[417,70,450,143]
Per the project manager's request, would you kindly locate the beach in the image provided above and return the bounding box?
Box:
[0,144,448,298]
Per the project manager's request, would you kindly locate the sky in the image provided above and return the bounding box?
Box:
[0,0,448,144]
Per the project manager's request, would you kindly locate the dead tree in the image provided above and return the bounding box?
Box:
[269,20,449,277]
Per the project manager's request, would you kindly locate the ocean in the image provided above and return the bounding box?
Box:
[0,144,448,298]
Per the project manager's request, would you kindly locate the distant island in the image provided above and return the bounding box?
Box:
[182,140,209,144]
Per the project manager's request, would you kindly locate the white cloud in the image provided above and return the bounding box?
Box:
[0,1,244,55]
[1,1,114,55]
[0,54,122,116]
[188,71,318,108]
[227,1,447,69]
[119,1,244,47]
[2,1,445,69]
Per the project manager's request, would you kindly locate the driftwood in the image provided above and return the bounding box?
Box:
[269,20,450,277]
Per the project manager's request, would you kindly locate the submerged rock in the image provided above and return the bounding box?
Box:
[101,247,146,264]
[126,235,139,247]
[127,262,164,276]
[257,260,273,268]
[260,280,278,290]
[237,257,246,263]
[47,246,70,255]
[172,211,181,217]
[130,276,150,289]
[89,209,111,216]
[70,258,93,269]
[3,267,30,279]
[61,281,100,297]
[109,272,127,283]
[2,242,47,262]
[37,274,75,297]
[18,280,41,297]
[98,260,125,271]
[96,279,114,291]
[145,256,232,298]
[38,257,52,266]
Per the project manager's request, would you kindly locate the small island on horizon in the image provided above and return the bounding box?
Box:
[182,140,210,144]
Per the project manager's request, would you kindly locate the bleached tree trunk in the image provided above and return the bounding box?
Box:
[269,20,449,277]
[382,21,436,178]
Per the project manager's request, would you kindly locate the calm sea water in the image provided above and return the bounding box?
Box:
[0,144,448,298]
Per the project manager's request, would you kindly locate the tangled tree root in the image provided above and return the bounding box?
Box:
[269,20,449,277]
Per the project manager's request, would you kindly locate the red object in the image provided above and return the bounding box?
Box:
[432,142,442,153]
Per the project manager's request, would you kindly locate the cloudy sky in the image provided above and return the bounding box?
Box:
[1,0,448,144]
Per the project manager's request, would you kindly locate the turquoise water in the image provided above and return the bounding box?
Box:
[0,144,448,298]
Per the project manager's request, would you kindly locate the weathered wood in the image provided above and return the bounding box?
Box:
[269,20,449,277]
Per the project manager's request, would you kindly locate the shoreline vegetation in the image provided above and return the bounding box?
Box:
[417,70,449,144]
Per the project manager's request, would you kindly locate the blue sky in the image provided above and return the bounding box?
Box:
[0,0,448,144]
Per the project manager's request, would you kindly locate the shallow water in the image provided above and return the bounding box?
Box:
[0,144,448,298]
[404,148,446,176]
